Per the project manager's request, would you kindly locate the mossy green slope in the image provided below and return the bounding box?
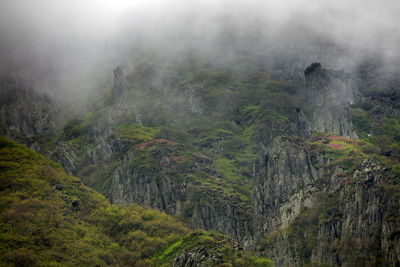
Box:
[0,136,271,266]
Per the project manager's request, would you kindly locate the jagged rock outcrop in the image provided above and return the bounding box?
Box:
[0,80,63,151]
[59,66,204,168]
[303,63,359,138]
[173,247,222,267]
[256,152,400,266]
[191,188,253,246]
[253,136,325,237]
[310,159,400,266]
[51,141,80,174]
[112,66,128,100]
[85,136,124,165]
[106,146,252,243]
[251,65,400,265]
[107,148,189,213]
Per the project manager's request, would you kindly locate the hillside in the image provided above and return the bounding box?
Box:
[0,136,272,266]
[42,59,300,243]
[2,1,400,266]
[2,54,400,265]
[23,59,396,266]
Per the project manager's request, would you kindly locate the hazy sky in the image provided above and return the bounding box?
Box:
[0,0,399,101]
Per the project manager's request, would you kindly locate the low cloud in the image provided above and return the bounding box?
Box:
[0,0,399,102]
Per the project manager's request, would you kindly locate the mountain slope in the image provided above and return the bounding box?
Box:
[0,136,272,266]
[4,57,400,266]
[48,61,297,243]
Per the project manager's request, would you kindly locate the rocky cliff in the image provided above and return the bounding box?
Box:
[311,159,400,266]
[0,75,64,151]
[258,159,400,266]
[112,66,128,101]
[251,63,400,266]
[303,63,359,138]
[253,136,326,237]
[106,141,253,243]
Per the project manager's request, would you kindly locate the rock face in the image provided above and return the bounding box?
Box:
[253,136,325,237]
[174,247,222,267]
[251,64,400,265]
[253,142,400,266]
[0,79,63,151]
[106,146,253,243]
[191,188,253,245]
[51,141,80,174]
[303,63,359,138]
[311,160,400,266]
[112,66,128,100]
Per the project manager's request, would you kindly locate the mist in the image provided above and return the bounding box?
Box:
[1,0,399,104]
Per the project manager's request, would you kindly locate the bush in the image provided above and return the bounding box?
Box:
[304,62,322,76]
[63,118,90,139]
[350,107,371,140]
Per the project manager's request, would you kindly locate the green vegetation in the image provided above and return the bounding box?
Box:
[0,136,187,266]
[156,231,274,266]
[350,99,400,179]
[309,133,367,177]
[349,107,371,140]
[63,118,86,139]
[112,122,158,145]
[287,205,321,259]
[373,118,400,155]
[0,136,271,266]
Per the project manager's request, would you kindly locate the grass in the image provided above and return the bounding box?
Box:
[350,98,400,181]
[310,133,368,177]
[112,123,158,144]
[349,107,371,140]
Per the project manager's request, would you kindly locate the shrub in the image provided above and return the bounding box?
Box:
[304,62,322,76]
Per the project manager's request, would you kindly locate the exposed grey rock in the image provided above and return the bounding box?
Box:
[173,247,222,267]
[303,64,359,138]
[253,136,325,236]
[0,81,64,151]
[255,150,400,266]
[191,188,253,246]
[51,141,80,174]
[112,66,128,100]
[106,146,252,243]
[310,159,400,266]
[107,150,188,214]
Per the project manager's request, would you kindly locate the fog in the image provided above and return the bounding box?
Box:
[1,0,399,103]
